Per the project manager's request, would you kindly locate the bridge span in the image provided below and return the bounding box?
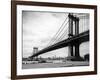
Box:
[30,30,89,58]
[29,13,89,61]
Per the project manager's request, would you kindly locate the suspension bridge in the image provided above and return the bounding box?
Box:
[29,13,89,61]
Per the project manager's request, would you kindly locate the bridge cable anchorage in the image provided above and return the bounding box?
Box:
[46,14,69,47]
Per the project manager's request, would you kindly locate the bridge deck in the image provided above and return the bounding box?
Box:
[30,30,89,58]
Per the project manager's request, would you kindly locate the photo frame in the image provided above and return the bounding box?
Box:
[11,1,97,80]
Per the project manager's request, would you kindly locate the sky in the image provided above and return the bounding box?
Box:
[22,11,89,58]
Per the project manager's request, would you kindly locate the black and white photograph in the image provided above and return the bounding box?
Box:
[22,11,90,69]
[11,1,97,79]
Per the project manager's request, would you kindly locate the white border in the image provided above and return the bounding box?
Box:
[17,5,94,75]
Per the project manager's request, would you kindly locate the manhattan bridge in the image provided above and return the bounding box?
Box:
[29,13,89,61]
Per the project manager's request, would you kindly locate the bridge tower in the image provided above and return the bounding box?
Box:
[33,47,38,59]
[74,17,80,58]
[67,13,83,61]
[68,13,74,57]
[33,47,38,54]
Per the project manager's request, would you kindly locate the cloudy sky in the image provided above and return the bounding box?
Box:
[22,11,89,58]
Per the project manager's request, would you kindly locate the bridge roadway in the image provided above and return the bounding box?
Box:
[30,30,89,58]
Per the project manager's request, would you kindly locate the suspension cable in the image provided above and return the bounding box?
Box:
[48,20,69,46]
[53,21,69,44]
[46,14,68,47]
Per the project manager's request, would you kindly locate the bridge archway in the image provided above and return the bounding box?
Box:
[80,41,89,57]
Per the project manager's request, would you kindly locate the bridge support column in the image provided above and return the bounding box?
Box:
[68,13,73,37]
[74,16,84,61]
[75,43,80,57]
[67,44,74,61]
[74,43,84,61]
[68,44,73,56]
[75,17,79,35]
